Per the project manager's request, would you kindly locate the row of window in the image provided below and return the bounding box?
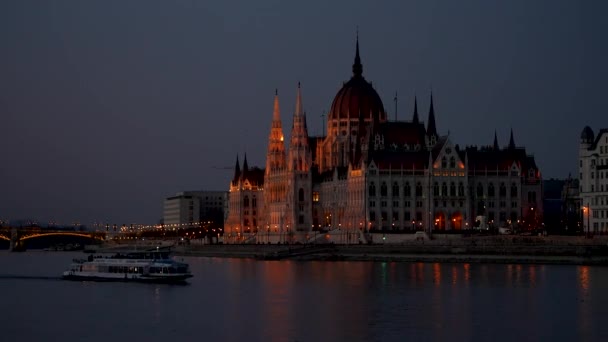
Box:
[590,196,608,206]
[368,182,520,198]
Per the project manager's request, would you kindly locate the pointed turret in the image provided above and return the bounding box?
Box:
[427,92,437,137]
[242,153,249,176]
[265,90,287,174]
[232,155,241,183]
[412,96,419,124]
[289,83,311,172]
[508,128,515,149]
[295,82,303,116]
[493,130,499,150]
[352,33,363,77]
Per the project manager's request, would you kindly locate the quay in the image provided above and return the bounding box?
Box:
[101,235,608,266]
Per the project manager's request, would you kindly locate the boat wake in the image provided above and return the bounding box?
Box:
[0,274,63,281]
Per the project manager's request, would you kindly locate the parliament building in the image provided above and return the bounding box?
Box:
[224,38,543,243]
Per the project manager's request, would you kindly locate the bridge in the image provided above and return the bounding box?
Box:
[0,227,106,251]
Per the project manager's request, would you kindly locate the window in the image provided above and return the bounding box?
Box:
[441,157,447,168]
[393,201,399,207]
[442,182,448,196]
[312,192,320,202]
[434,182,439,196]
[299,215,304,224]
[450,157,455,168]
[416,183,423,197]
[244,196,250,207]
[370,201,376,208]
[298,188,304,202]
[488,183,495,197]
[477,183,483,197]
[450,182,456,196]
[381,182,388,197]
[392,182,399,197]
[381,201,387,207]
[511,184,518,198]
[458,183,464,196]
[499,183,507,197]
[404,182,411,197]
[369,182,376,197]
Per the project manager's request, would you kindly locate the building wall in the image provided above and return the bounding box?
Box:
[579,127,608,233]
[163,191,227,227]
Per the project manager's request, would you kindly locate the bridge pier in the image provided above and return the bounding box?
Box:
[9,227,20,252]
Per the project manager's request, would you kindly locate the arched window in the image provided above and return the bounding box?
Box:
[252,196,257,207]
[404,182,411,197]
[488,183,495,197]
[369,182,376,197]
[244,196,250,208]
[416,183,423,197]
[450,182,456,197]
[449,157,455,168]
[392,182,399,197]
[442,182,448,196]
[298,188,304,202]
[477,183,483,197]
[458,182,465,197]
[511,183,518,198]
[499,183,506,197]
[441,157,447,168]
[433,182,439,196]
[380,182,388,197]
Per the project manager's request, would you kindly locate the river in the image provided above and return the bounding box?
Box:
[1,251,607,341]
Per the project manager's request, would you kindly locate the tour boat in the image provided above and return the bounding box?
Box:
[62,247,193,283]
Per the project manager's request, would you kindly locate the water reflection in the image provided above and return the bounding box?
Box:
[578,265,591,339]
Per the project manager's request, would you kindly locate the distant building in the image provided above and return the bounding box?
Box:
[163,191,227,227]
[579,126,608,234]
[543,177,581,233]
[225,36,543,243]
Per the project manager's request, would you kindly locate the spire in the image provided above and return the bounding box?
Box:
[295,82,303,116]
[412,95,419,124]
[288,82,311,172]
[509,128,515,149]
[352,32,363,77]
[427,92,437,136]
[273,89,280,121]
[493,130,499,150]
[266,90,287,174]
[233,155,241,183]
[243,153,249,175]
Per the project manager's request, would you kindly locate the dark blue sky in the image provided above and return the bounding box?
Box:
[1,0,606,226]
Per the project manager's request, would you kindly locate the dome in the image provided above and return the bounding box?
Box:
[581,126,594,143]
[328,39,386,123]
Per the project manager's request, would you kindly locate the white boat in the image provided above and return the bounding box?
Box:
[62,247,193,283]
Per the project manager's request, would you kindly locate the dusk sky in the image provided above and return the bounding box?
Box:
[1,0,606,226]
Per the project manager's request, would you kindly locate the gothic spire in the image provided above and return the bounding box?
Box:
[233,155,241,183]
[427,92,437,136]
[493,130,499,150]
[295,82,303,116]
[273,89,280,121]
[352,32,363,77]
[509,128,516,149]
[243,153,249,175]
[413,95,419,124]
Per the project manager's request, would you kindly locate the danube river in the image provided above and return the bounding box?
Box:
[1,251,607,341]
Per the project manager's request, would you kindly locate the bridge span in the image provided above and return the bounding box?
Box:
[0,227,106,251]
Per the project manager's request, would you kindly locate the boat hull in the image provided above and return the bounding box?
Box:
[62,273,192,284]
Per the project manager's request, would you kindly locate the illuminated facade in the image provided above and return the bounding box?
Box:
[224,37,543,243]
[579,126,608,233]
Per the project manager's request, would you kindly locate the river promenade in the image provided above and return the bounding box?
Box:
[100,235,608,265]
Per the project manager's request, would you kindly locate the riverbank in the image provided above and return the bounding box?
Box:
[166,236,608,266]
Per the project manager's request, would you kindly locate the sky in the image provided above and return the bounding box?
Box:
[1,0,606,226]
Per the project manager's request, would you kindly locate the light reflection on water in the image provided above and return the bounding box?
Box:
[0,251,607,341]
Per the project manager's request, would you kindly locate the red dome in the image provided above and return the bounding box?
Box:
[329,76,386,122]
[328,38,386,123]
